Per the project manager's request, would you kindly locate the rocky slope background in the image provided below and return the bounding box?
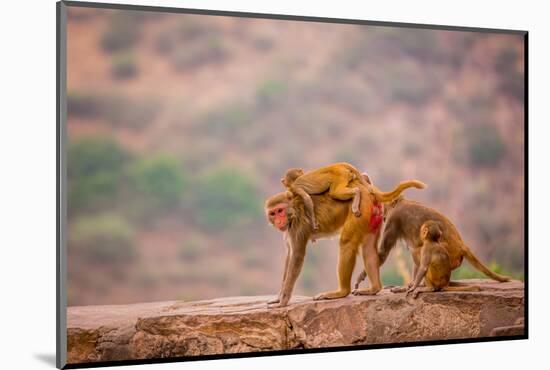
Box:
[66,7,525,306]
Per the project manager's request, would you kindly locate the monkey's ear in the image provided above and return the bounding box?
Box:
[362,172,372,184]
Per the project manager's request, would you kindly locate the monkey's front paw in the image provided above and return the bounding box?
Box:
[268,294,290,308]
[267,300,289,308]
[390,286,407,293]
[267,296,280,304]
[353,210,362,217]
[406,288,420,299]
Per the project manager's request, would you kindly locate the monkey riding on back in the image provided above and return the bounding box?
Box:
[265,162,427,307]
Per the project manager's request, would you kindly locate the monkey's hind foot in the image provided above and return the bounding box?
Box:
[267,300,289,308]
[313,289,350,300]
[407,286,435,299]
[351,287,381,296]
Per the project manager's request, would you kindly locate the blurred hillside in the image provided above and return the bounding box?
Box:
[66,7,525,306]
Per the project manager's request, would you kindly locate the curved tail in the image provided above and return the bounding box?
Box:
[463,245,511,282]
[370,180,427,203]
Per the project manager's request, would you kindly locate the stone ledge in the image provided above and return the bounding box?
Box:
[67,279,525,364]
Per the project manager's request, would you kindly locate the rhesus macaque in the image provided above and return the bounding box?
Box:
[265,179,426,308]
[403,220,480,298]
[354,197,510,295]
[281,163,364,231]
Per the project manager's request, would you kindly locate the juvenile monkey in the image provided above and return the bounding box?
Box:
[404,220,480,298]
[282,163,426,231]
[281,163,364,230]
[354,197,510,294]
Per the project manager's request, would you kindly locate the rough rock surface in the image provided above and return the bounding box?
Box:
[67,279,525,365]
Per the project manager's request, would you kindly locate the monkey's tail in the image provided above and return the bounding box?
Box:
[371,180,427,203]
[462,245,511,282]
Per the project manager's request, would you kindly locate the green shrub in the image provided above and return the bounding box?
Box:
[129,156,187,209]
[69,214,136,264]
[193,168,262,230]
[467,124,506,167]
[111,52,138,80]
[100,11,141,53]
[381,265,405,286]
[68,137,130,211]
[451,262,522,280]
[256,79,287,108]
[67,92,161,129]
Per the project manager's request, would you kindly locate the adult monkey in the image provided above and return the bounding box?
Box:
[265,179,426,308]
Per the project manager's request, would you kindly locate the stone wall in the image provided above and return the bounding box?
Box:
[66,279,525,365]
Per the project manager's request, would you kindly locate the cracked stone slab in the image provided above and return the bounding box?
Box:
[66,279,525,365]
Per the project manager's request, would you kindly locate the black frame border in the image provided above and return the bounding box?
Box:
[56,1,529,369]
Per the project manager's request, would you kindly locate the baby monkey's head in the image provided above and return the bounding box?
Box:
[420,220,443,242]
[281,167,304,188]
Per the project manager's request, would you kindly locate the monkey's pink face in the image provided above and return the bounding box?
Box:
[267,203,289,232]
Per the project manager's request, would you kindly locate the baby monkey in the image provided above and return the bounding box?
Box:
[282,163,362,230]
[404,220,480,298]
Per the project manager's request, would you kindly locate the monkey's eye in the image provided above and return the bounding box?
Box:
[277,208,283,214]
[269,211,276,217]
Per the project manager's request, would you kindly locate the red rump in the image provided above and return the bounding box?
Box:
[370,202,384,231]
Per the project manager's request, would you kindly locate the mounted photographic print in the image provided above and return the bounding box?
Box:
[56,1,527,368]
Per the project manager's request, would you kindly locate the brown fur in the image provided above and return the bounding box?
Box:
[354,197,510,292]
[401,220,480,298]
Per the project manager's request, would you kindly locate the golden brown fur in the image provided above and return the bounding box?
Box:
[282,163,365,230]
